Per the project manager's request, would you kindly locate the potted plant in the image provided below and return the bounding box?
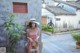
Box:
[72,32,80,49]
[4,13,25,53]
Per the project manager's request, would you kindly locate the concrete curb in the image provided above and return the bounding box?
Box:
[42,31,52,36]
[42,30,80,36]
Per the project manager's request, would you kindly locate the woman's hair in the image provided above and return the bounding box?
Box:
[28,22,37,28]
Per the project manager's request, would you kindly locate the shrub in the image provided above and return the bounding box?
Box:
[4,13,25,52]
[42,25,54,33]
[72,32,80,42]
[7,51,16,53]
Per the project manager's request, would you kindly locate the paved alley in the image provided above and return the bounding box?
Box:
[42,33,80,53]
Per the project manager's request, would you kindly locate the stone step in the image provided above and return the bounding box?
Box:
[0,47,6,53]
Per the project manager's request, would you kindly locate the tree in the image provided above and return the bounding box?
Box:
[4,13,25,53]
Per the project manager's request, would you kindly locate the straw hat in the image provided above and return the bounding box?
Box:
[30,18,36,21]
[26,18,40,26]
[32,21,40,25]
[30,18,40,25]
[26,18,36,25]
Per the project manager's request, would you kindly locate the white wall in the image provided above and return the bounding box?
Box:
[42,8,55,25]
[76,10,80,28]
[56,11,80,29]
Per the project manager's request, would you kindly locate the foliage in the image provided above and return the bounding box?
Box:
[72,32,80,42]
[7,51,16,53]
[42,25,54,33]
[4,13,25,52]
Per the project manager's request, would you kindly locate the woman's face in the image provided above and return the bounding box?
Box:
[32,23,36,28]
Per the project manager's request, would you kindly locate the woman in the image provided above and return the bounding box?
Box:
[26,21,40,53]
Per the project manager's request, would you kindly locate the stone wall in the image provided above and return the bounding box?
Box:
[0,0,41,25]
[0,0,41,48]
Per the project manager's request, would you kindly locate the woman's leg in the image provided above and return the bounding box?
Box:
[34,42,38,53]
[35,46,38,53]
[28,43,32,53]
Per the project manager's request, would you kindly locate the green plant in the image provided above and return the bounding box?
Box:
[7,51,16,53]
[42,25,54,33]
[42,25,47,31]
[72,32,80,42]
[4,13,25,52]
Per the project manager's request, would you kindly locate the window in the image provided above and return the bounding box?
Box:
[56,18,60,21]
[13,2,28,13]
[63,22,67,28]
[79,20,80,24]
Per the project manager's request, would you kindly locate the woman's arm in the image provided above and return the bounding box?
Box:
[27,37,33,42]
[35,28,40,40]
[26,29,33,42]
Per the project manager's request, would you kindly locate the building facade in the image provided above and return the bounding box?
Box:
[0,0,42,53]
[42,0,80,32]
[0,0,41,25]
[46,5,80,32]
[42,8,55,25]
[57,1,80,29]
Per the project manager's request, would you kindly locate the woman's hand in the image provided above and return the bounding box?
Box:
[27,37,33,43]
[35,36,39,42]
[36,36,39,40]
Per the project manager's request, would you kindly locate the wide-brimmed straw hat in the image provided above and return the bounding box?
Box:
[26,18,36,25]
[26,18,40,26]
[31,21,40,25]
[30,18,36,21]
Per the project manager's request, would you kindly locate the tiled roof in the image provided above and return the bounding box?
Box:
[60,1,80,9]
[53,0,62,2]
[53,0,77,2]
[46,5,76,16]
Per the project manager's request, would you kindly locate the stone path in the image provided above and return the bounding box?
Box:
[42,33,80,53]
